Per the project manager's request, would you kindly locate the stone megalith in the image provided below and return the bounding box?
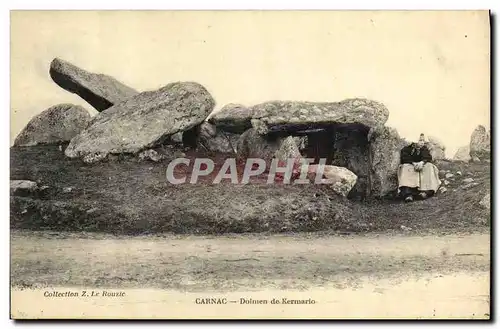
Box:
[207,103,255,134]
[14,104,91,147]
[426,136,446,161]
[182,122,239,154]
[64,82,215,163]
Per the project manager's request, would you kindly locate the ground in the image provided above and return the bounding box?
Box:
[10,144,491,235]
[10,230,490,319]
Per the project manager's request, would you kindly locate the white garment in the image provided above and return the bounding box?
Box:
[397,163,441,192]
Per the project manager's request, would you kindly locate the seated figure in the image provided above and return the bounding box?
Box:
[398,133,441,202]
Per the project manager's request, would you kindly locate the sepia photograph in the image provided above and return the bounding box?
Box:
[9,9,491,319]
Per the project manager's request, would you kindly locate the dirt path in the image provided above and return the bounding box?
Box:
[10,230,490,319]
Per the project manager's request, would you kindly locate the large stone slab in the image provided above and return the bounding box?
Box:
[209,98,389,135]
[50,58,139,112]
[14,104,91,147]
[236,128,301,165]
[64,82,215,162]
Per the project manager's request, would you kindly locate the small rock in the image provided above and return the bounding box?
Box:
[456,171,462,176]
[210,98,389,135]
[461,182,479,190]
[426,136,446,161]
[444,180,450,186]
[472,156,481,162]
[469,125,490,161]
[400,225,412,231]
[62,187,74,193]
[439,170,446,175]
[138,149,165,162]
[445,173,455,179]
[64,82,215,160]
[463,178,475,183]
[473,217,488,225]
[438,186,447,193]
[169,132,184,144]
[10,180,38,194]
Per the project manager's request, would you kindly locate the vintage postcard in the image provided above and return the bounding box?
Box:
[9,10,491,319]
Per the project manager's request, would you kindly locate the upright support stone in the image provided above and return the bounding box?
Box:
[368,126,406,198]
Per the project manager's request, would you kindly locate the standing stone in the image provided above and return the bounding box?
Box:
[14,104,91,147]
[274,136,302,161]
[65,82,215,161]
[470,125,490,161]
[184,122,239,154]
[50,58,139,112]
[368,126,406,198]
[479,193,490,210]
[426,136,446,161]
[453,145,471,163]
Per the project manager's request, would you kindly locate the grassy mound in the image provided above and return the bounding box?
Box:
[10,145,491,235]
